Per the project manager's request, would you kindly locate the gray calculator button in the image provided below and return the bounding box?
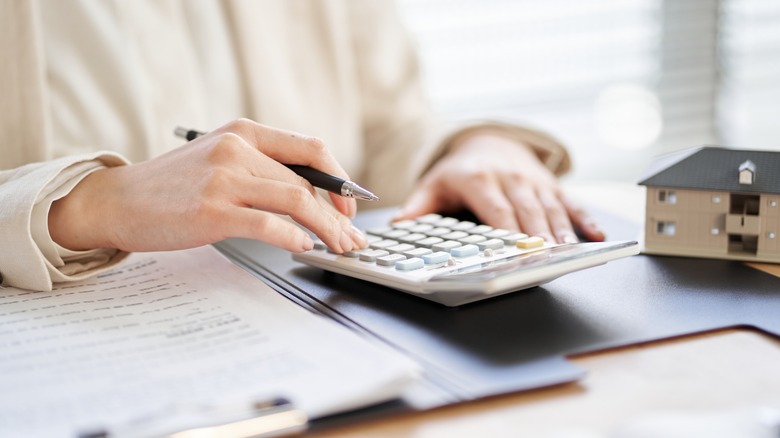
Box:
[359,250,389,262]
[425,227,452,237]
[377,254,407,266]
[342,250,363,258]
[395,257,424,271]
[409,223,434,233]
[312,241,327,250]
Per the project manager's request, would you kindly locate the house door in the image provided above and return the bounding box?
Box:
[727,194,760,255]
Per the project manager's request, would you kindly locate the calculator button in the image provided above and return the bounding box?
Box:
[416,237,444,248]
[441,231,469,240]
[404,247,432,259]
[416,214,442,224]
[501,233,529,246]
[399,233,427,243]
[342,250,363,258]
[377,254,406,266]
[435,217,460,228]
[312,241,327,250]
[384,229,410,239]
[469,225,494,235]
[459,234,486,245]
[395,257,424,271]
[432,240,462,252]
[517,236,545,249]
[392,220,418,229]
[366,234,383,244]
[484,229,511,239]
[387,243,416,254]
[409,224,434,233]
[370,239,399,250]
[422,251,450,265]
[477,238,505,251]
[425,227,452,237]
[367,226,393,236]
[451,244,479,257]
[450,221,476,231]
[359,250,389,262]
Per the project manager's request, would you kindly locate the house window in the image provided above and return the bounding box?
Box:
[656,221,676,236]
[658,190,677,204]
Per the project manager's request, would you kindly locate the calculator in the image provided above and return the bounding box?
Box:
[293,214,639,306]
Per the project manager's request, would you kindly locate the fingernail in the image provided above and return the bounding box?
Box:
[339,231,353,253]
[351,225,368,248]
[302,234,314,251]
[560,233,579,244]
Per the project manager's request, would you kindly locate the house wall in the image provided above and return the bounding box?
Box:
[644,187,780,262]
[759,194,780,257]
[644,187,729,256]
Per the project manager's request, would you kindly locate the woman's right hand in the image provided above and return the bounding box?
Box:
[48,118,367,254]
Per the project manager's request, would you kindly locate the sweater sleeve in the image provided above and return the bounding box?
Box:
[0,151,129,291]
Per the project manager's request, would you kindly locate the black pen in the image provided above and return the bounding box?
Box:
[174,127,379,201]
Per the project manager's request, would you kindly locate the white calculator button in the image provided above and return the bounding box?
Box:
[459,235,486,245]
[384,229,410,239]
[342,250,362,258]
[409,224,434,233]
[366,234,383,244]
[370,239,399,250]
[377,254,406,266]
[435,217,460,228]
[450,221,476,231]
[501,233,529,246]
[451,244,479,257]
[484,229,511,239]
[392,220,418,229]
[416,237,444,248]
[422,251,450,265]
[367,226,393,236]
[416,214,442,224]
[404,247,432,259]
[441,231,469,240]
[469,225,494,235]
[478,238,505,251]
[425,227,452,237]
[387,243,416,254]
[432,240,462,252]
[395,257,424,271]
[399,233,427,243]
[359,250,389,262]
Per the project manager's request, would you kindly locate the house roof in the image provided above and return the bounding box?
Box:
[638,146,780,194]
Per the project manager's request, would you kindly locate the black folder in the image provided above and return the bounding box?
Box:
[216,206,780,430]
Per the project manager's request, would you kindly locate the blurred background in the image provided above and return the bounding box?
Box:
[398,0,780,184]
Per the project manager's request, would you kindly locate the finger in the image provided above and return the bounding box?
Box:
[216,119,357,217]
[458,177,520,231]
[538,189,578,244]
[506,185,554,242]
[222,207,316,253]
[562,196,606,242]
[232,175,354,252]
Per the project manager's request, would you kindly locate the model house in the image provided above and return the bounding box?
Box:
[639,146,780,263]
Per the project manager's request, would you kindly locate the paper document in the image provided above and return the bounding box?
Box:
[0,246,419,437]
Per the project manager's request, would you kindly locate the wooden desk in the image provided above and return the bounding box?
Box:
[311,183,780,437]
